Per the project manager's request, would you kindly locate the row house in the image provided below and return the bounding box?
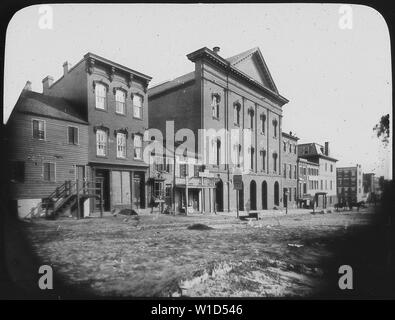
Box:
[298,142,338,208]
[148,46,289,212]
[6,83,89,218]
[281,132,299,208]
[7,53,152,217]
[337,164,364,204]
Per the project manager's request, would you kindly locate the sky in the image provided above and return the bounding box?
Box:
[3,4,392,178]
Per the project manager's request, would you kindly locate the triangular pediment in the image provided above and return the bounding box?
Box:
[227,48,278,93]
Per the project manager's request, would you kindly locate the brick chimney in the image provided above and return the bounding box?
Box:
[23,81,32,91]
[324,142,329,156]
[213,46,220,54]
[63,61,72,75]
[42,76,54,94]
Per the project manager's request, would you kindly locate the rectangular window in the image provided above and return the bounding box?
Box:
[32,119,45,140]
[95,83,107,110]
[116,132,127,158]
[115,90,126,115]
[289,164,292,179]
[68,126,79,145]
[283,164,287,178]
[133,134,143,159]
[180,163,188,177]
[294,165,297,179]
[133,95,143,119]
[96,129,107,156]
[43,162,55,182]
[10,161,25,182]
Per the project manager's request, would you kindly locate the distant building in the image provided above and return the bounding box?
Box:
[281,132,299,208]
[337,164,363,204]
[298,142,338,208]
[296,157,320,208]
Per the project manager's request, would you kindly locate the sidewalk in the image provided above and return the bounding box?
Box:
[215,207,334,219]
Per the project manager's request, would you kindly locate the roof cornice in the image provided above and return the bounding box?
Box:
[84,52,152,82]
[187,47,289,106]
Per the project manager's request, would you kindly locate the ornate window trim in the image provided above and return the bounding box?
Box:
[113,127,129,138]
[93,124,109,133]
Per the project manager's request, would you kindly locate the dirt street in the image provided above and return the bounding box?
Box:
[5,208,393,298]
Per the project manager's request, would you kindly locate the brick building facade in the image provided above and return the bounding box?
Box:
[337,164,364,204]
[281,132,299,209]
[148,47,289,212]
[298,142,337,208]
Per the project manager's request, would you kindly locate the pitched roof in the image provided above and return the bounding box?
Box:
[148,72,194,97]
[298,143,338,162]
[226,47,259,65]
[9,90,88,124]
[150,47,287,105]
[225,47,278,94]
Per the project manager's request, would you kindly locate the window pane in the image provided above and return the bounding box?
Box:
[115,90,126,114]
[96,130,107,156]
[95,84,106,109]
[133,95,142,118]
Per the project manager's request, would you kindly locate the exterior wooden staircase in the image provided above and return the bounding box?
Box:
[42,179,103,219]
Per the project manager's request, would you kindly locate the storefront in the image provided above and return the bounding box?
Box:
[90,165,147,213]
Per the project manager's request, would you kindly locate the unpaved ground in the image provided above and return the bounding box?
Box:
[11,208,392,298]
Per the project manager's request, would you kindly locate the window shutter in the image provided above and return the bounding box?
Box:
[73,127,78,144]
[33,120,38,137]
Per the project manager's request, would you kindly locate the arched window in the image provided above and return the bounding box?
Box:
[211,94,220,119]
[249,147,255,171]
[248,108,254,129]
[234,144,242,167]
[273,152,278,172]
[234,103,241,126]
[260,149,266,171]
[216,139,221,166]
[272,119,278,138]
[260,114,266,134]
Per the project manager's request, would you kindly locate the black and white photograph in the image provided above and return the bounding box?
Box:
[0,2,394,306]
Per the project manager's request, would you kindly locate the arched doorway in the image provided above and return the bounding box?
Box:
[238,182,244,211]
[274,181,279,206]
[262,181,267,209]
[215,179,223,212]
[250,180,257,210]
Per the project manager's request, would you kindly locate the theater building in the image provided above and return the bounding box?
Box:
[149,46,289,212]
